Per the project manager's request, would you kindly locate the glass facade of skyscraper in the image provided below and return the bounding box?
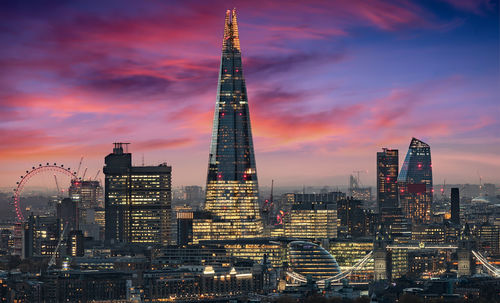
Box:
[398,138,433,224]
[202,9,263,239]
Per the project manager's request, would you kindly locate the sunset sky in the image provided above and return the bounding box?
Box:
[0,0,498,190]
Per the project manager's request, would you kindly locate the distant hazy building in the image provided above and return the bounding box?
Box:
[183,186,203,204]
[349,175,372,201]
[451,188,460,225]
[398,138,433,224]
[57,198,78,232]
[104,143,172,245]
[69,179,103,209]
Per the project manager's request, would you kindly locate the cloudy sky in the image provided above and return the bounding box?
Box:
[0,0,498,189]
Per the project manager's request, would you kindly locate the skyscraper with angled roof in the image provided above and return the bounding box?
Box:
[398,138,433,224]
[202,9,263,239]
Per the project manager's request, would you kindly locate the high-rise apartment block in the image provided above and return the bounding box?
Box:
[104,143,172,245]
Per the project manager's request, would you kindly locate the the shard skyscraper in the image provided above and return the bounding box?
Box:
[203,9,263,239]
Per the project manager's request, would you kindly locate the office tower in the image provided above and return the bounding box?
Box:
[283,203,337,239]
[57,198,78,232]
[398,138,433,224]
[203,9,262,239]
[69,179,103,209]
[104,143,172,245]
[177,211,194,246]
[377,148,399,212]
[24,214,60,258]
[283,192,345,210]
[337,197,366,237]
[451,188,460,225]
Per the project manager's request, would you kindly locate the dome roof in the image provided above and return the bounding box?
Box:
[288,241,340,281]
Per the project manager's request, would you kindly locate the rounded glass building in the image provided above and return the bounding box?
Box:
[288,241,341,281]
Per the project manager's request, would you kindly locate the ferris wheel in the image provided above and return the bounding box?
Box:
[13,163,77,222]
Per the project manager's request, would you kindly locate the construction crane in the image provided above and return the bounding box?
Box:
[440,179,446,198]
[48,222,68,269]
[93,170,100,181]
[75,156,84,179]
[82,167,88,180]
[53,175,61,197]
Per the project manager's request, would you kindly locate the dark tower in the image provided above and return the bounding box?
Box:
[377,148,399,212]
[104,143,172,245]
[204,9,262,239]
[451,188,460,225]
[398,138,433,224]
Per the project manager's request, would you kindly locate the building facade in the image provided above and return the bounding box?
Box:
[284,203,337,239]
[377,148,399,213]
[104,143,172,245]
[202,9,262,240]
[398,138,433,224]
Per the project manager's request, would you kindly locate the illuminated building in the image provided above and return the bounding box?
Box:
[200,238,287,268]
[104,143,172,245]
[473,223,499,255]
[408,250,448,278]
[451,188,460,225]
[377,148,399,213]
[23,214,60,258]
[398,138,433,224]
[67,230,84,257]
[328,239,374,281]
[287,241,341,281]
[202,9,262,240]
[69,179,103,209]
[143,264,274,301]
[284,192,345,209]
[411,224,445,243]
[284,203,337,239]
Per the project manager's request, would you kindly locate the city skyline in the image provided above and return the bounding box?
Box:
[0,1,499,189]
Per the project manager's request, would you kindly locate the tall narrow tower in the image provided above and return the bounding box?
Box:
[204,9,263,239]
[398,138,433,224]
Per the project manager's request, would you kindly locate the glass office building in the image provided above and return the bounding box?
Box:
[288,241,340,281]
[398,138,433,224]
[203,9,263,239]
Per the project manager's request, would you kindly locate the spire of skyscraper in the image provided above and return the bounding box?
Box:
[202,9,263,239]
